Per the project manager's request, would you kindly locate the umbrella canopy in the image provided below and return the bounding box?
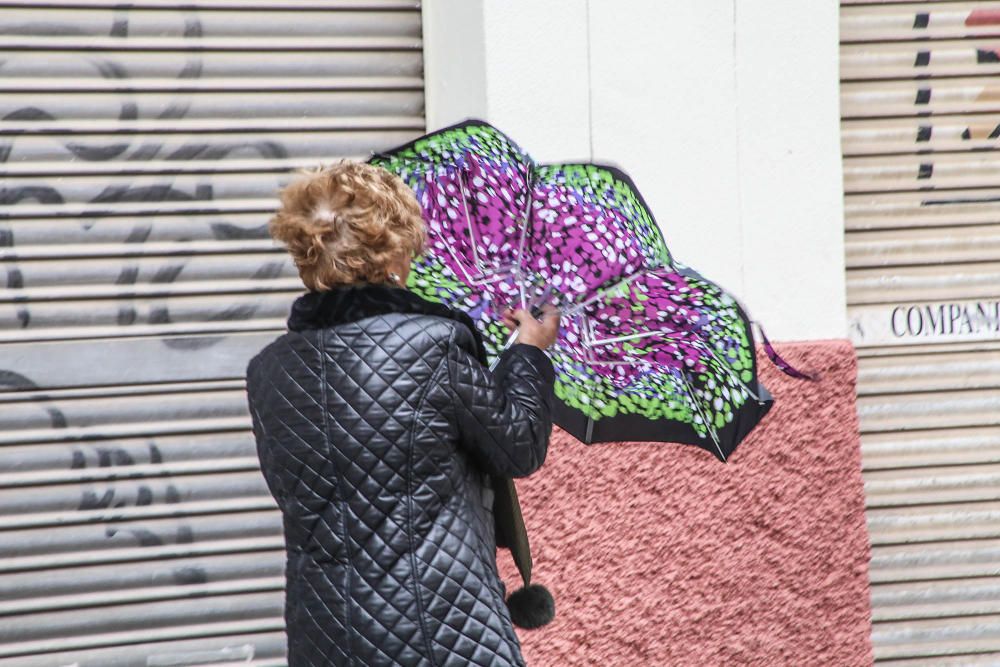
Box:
[370,119,807,462]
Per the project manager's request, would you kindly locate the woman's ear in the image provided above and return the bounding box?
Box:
[392,252,411,285]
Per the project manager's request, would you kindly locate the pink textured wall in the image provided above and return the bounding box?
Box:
[500,340,873,666]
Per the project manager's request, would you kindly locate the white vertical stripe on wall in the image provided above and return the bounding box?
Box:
[734,0,847,343]
[588,1,747,304]
[424,0,591,165]
[423,0,848,342]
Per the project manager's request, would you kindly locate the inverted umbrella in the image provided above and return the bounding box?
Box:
[371,119,812,462]
[368,119,815,628]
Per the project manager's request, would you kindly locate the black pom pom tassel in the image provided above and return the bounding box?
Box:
[506,583,555,629]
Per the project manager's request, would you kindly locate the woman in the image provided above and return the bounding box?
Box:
[245,160,560,666]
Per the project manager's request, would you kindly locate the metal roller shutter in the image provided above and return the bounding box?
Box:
[841,1,1000,663]
[0,1,424,664]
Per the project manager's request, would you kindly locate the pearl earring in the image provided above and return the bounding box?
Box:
[389,272,401,285]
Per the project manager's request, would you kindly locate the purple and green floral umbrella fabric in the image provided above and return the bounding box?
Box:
[369,119,800,461]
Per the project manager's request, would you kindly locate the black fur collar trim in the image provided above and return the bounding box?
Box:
[286,282,489,365]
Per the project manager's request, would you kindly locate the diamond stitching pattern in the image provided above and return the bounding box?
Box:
[246,311,555,666]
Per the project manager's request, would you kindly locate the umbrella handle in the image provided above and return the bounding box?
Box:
[489,328,521,372]
[488,297,559,372]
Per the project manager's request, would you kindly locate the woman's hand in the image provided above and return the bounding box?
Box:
[501,303,561,350]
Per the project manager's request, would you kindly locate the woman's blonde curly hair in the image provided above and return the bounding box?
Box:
[269,160,427,290]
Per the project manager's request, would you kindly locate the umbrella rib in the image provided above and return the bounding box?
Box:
[563,267,654,318]
[456,168,483,271]
[595,325,762,403]
[440,222,477,287]
[676,369,725,461]
[588,354,754,402]
[468,268,517,287]
[589,328,681,346]
[597,331,761,403]
[418,169,478,287]
[587,359,650,367]
[378,152,538,311]
[587,338,759,406]
[513,162,534,309]
[373,154,481,287]
[587,348,725,455]
[580,314,598,443]
[513,162,533,276]
[583,307,763,404]
[689,338,764,403]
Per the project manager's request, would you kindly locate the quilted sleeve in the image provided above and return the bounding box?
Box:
[444,333,556,478]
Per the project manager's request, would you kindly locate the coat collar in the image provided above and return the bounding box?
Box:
[286,282,489,365]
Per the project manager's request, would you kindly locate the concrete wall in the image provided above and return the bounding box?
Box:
[423,0,847,342]
[500,343,873,666]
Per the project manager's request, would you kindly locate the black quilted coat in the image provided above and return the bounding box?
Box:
[245,281,556,666]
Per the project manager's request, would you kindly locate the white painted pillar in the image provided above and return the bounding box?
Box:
[422,0,847,341]
[734,0,846,341]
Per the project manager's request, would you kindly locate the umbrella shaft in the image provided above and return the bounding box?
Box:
[489,328,521,372]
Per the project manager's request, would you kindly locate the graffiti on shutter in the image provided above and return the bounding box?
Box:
[0,2,424,664]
